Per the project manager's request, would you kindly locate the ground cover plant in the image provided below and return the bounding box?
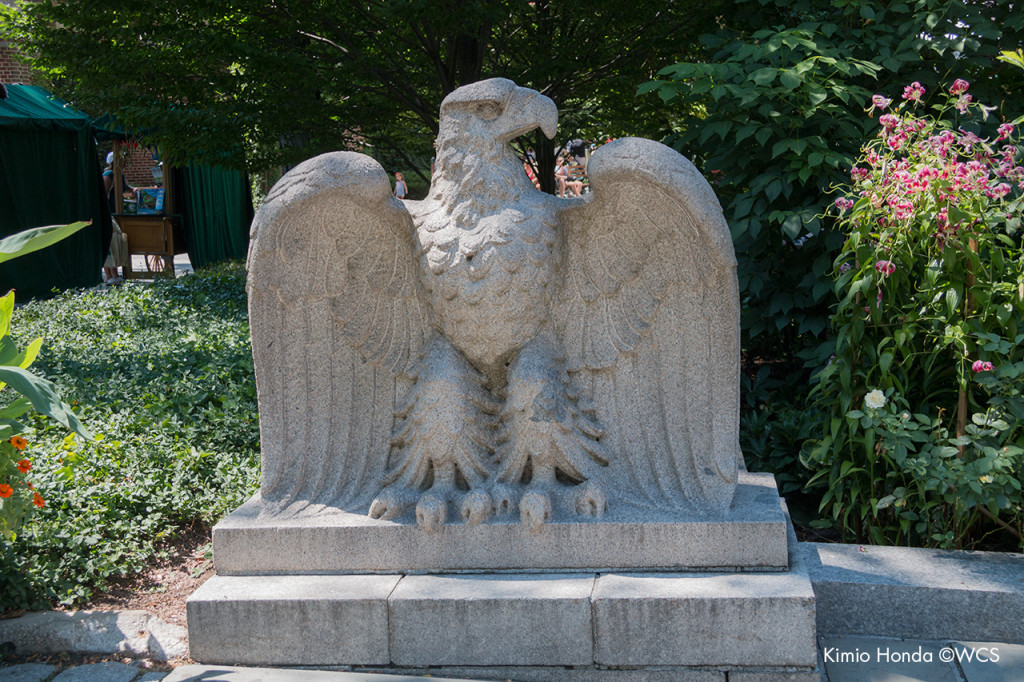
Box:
[0,262,259,611]
[803,78,1024,549]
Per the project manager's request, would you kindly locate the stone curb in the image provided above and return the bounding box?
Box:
[0,611,187,661]
[803,542,1024,643]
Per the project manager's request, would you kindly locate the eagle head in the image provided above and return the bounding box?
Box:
[439,78,557,145]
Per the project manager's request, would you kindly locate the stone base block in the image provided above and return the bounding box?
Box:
[212,472,789,573]
[389,574,594,666]
[185,575,399,665]
[187,546,817,672]
[592,519,817,669]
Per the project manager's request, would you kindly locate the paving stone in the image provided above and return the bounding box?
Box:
[376,667,722,681]
[51,662,141,682]
[135,674,167,682]
[388,573,594,667]
[728,669,824,681]
[819,635,960,682]
[163,666,474,681]
[0,663,59,682]
[953,640,1024,682]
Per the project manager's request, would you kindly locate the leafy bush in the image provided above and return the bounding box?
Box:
[740,367,823,497]
[644,0,1024,386]
[802,80,1024,549]
[0,262,259,610]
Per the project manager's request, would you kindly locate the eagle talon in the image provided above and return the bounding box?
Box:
[416,494,449,533]
[520,490,552,531]
[460,490,492,525]
[490,483,518,515]
[369,486,417,520]
[571,480,607,518]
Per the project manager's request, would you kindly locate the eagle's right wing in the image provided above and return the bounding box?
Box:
[247,152,432,512]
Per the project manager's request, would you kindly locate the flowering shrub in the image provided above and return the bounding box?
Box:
[0,437,45,538]
[803,79,1024,548]
[0,224,92,541]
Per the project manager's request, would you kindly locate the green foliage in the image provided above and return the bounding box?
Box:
[644,0,1024,379]
[741,369,823,497]
[4,0,722,180]
[801,82,1024,549]
[0,262,259,610]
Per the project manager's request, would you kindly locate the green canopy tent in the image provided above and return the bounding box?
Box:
[0,85,111,298]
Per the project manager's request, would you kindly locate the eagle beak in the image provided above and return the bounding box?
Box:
[501,87,558,142]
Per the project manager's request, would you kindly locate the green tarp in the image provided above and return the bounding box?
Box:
[0,85,110,299]
[181,164,252,269]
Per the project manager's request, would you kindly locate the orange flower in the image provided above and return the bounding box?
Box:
[9,436,27,450]
[0,484,12,498]
[16,459,31,474]
[32,492,44,508]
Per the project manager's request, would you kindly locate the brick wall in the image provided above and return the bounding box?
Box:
[0,43,33,85]
[122,145,161,187]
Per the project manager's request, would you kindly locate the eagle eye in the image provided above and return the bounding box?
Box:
[475,101,502,121]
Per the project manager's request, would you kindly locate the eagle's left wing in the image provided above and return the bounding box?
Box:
[554,138,740,514]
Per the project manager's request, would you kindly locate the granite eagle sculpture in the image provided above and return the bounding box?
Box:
[247,78,741,532]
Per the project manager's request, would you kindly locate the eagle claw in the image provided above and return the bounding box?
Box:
[572,480,607,518]
[369,486,416,520]
[459,490,492,525]
[520,490,552,532]
[416,494,448,533]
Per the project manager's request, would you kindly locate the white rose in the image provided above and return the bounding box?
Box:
[864,389,886,410]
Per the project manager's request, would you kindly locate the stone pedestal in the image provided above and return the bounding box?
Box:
[213,473,790,574]
[187,474,822,680]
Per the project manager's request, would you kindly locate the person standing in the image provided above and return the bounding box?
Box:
[394,172,408,200]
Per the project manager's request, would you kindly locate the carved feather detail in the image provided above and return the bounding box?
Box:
[555,137,740,513]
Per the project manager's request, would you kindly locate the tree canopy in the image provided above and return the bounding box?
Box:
[4,0,720,180]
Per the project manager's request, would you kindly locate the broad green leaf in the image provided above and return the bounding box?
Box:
[749,67,777,86]
[0,222,91,264]
[808,90,828,106]
[879,350,894,375]
[0,397,32,420]
[0,335,17,365]
[779,70,801,90]
[0,366,92,440]
[13,337,42,370]
[636,80,663,95]
[0,291,12,338]
[782,213,803,239]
